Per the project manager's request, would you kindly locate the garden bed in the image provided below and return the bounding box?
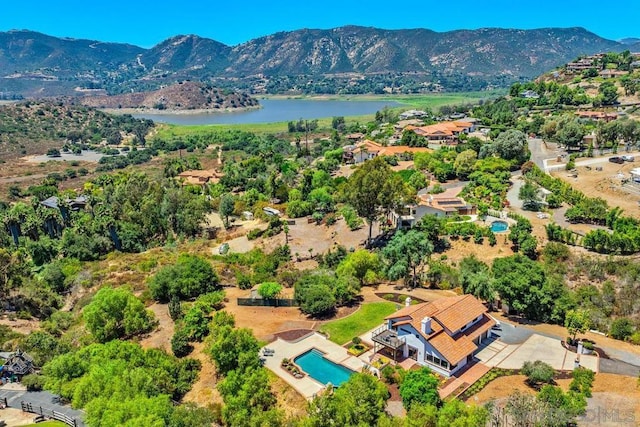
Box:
[375,293,426,305]
[281,358,305,379]
[459,368,516,401]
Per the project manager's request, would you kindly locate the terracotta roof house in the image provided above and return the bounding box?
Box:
[347,140,432,164]
[371,295,495,377]
[388,188,476,229]
[411,121,474,144]
[575,111,618,122]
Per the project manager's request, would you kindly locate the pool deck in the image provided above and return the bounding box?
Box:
[261,332,366,399]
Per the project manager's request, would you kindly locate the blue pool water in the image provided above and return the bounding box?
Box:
[294,348,354,386]
[490,220,509,233]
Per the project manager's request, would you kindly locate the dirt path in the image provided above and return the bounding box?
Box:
[181,341,224,407]
[139,303,174,353]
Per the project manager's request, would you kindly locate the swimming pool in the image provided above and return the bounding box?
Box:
[490,220,509,233]
[294,348,354,386]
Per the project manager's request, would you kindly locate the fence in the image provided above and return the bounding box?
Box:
[20,401,82,427]
[237,298,297,307]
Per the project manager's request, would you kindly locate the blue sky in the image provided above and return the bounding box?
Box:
[2,0,638,47]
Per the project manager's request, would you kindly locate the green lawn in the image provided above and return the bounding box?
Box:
[320,302,397,345]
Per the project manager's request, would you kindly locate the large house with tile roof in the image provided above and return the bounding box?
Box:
[344,139,432,164]
[371,295,495,377]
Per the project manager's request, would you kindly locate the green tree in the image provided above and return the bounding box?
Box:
[383,230,433,287]
[564,309,591,342]
[610,317,634,340]
[453,149,477,180]
[399,367,441,410]
[436,399,489,427]
[480,129,529,164]
[518,181,541,211]
[219,193,235,229]
[148,254,219,302]
[336,249,380,286]
[492,254,558,321]
[598,81,619,105]
[460,256,495,303]
[208,326,260,375]
[257,282,283,299]
[171,326,193,357]
[555,119,586,151]
[83,287,156,342]
[303,373,389,427]
[344,156,411,246]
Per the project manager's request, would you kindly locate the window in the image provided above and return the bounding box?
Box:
[425,354,450,370]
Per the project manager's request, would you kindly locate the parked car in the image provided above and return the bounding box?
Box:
[622,155,635,162]
[609,156,624,164]
[218,243,230,255]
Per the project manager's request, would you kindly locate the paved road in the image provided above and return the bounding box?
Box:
[0,389,84,426]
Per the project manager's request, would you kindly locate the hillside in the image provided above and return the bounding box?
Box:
[0,27,630,96]
[79,81,259,111]
[0,102,153,159]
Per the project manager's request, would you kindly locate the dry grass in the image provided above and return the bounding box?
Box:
[551,161,640,220]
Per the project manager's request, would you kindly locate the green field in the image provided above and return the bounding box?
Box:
[320,302,397,345]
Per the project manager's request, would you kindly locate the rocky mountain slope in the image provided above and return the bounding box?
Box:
[78,81,258,111]
[0,27,635,96]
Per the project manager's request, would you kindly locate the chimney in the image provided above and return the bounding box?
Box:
[421,317,432,335]
[405,297,412,307]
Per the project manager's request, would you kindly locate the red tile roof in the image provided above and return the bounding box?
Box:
[386,295,494,365]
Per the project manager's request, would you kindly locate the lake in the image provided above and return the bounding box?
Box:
[132,98,403,125]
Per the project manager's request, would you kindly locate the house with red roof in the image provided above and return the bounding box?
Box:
[371,295,495,377]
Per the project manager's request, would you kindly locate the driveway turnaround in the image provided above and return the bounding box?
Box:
[477,333,598,372]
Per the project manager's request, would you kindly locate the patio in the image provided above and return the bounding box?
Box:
[261,332,366,399]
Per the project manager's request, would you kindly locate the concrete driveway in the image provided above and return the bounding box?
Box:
[476,333,598,372]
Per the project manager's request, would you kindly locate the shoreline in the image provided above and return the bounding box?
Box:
[100,104,262,116]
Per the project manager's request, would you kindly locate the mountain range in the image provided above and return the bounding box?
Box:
[1,26,638,97]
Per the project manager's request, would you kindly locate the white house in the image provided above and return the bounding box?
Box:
[371,295,495,377]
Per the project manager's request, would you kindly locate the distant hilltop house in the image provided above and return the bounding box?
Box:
[566,57,598,73]
[575,111,618,122]
[371,295,495,377]
[399,110,430,120]
[344,132,365,142]
[519,90,540,99]
[40,195,87,211]
[388,188,476,229]
[408,119,476,145]
[177,170,223,187]
[343,139,432,164]
[0,349,36,380]
[599,69,628,79]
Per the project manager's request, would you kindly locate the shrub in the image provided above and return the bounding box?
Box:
[172,326,193,357]
[522,360,555,387]
[610,317,635,341]
[21,374,45,391]
[247,228,263,240]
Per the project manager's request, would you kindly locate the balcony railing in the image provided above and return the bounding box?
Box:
[372,326,405,350]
